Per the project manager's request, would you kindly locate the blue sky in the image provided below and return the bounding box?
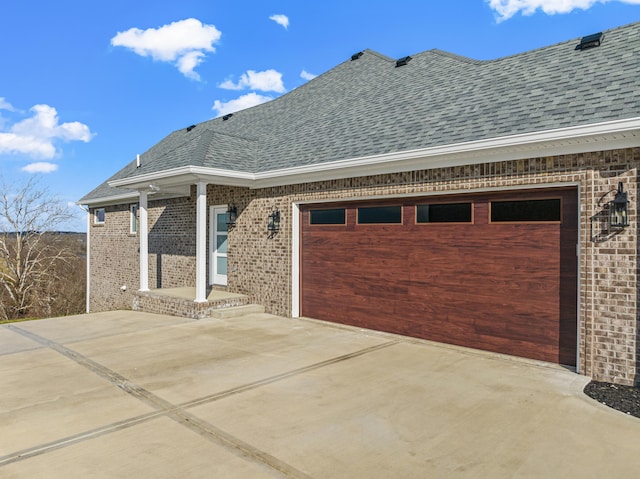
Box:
[1,0,639,231]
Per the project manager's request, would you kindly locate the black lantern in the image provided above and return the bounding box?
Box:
[268,207,280,234]
[226,203,237,227]
[610,182,629,228]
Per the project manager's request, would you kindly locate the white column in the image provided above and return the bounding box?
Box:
[139,190,149,292]
[291,202,300,317]
[195,182,207,303]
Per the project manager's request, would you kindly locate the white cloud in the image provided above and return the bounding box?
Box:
[110,18,222,80]
[269,14,289,29]
[300,70,317,81]
[219,69,286,93]
[0,97,15,111]
[212,93,273,116]
[21,162,59,173]
[487,0,640,21]
[0,104,94,160]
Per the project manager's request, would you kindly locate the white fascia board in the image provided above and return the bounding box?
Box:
[78,192,139,207]
[108,166,255,189]
[106,118,640,192]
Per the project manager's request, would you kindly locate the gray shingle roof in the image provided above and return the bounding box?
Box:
[81,22,640,202]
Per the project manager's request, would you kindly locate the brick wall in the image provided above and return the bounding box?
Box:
[89,203,139,311]
[148,196,197,289]
[88,147,640,386]
[89,196,197,311]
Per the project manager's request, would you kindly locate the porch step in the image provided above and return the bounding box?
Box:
[133,288,257,320]
[210,304,266,319]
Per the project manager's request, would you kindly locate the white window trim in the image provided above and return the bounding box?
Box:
[130,204,138,234]
[94,208,105,225]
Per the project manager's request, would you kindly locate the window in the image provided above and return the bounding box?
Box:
[94,208,105,225]
[130,204,138,234]
[309,208,346,225]
[357,205,402,224]
[490,199,561,222]
[416,203,472,223]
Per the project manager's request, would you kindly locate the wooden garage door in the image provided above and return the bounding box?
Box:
[301,188,578,366]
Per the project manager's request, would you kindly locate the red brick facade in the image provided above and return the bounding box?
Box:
[89,147,640,386]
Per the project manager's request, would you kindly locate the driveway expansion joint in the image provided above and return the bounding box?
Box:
[4,324,398,478]
[5,313,640,478]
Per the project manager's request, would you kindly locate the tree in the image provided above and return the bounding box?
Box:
[0,177,78,320]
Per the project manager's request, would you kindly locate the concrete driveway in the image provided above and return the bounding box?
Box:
[1,311,639,478]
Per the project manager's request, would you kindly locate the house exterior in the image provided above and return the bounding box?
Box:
[80,22,640,386]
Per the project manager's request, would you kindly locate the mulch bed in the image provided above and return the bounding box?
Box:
[584,380,640,418]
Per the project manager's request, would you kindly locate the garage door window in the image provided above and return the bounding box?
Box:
[491,198,561,222]
[357,206,402,224]
[416,203,472,223]
[309,208,346,225]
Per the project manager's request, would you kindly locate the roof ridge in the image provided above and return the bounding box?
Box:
[135,129,207,170]
[414,21,635,65]
[209,127,259,143]
[203,126,260,170]
[426,49,482,65]
[470,22,631,63]
[192,128,214,167]
[361,49,395,63]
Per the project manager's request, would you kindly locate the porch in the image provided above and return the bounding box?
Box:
[133,287,263,320]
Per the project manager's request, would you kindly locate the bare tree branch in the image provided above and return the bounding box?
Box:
[0,177,78,320]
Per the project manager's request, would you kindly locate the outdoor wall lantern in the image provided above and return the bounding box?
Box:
[226,203,238,228]
[610,182,629,228]
[267,207,281,234]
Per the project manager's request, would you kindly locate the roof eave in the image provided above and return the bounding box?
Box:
[78,192,139,207]
[78,187,193,208]
[251,117,640,188]
[102,117,640,194]
[108,166,255,190]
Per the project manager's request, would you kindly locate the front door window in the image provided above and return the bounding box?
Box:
[210,206,228,285]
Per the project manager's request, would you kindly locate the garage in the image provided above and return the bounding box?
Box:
[300,188,578,366]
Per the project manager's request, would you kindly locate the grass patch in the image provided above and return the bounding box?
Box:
[0,317,46,324]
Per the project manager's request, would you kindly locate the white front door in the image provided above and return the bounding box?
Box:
[209,206,228,286]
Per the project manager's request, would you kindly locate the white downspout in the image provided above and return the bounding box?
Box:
[82,206,91,313]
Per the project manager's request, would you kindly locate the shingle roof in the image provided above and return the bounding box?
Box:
[81,22,640,202]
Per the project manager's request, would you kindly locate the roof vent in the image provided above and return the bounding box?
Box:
[575,32,604,51]
[351,51,364,61]
[222,113,233,121]
[186,125,196,132]
[395,56,412,67]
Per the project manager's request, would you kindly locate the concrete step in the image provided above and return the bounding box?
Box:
[210,304,265,319]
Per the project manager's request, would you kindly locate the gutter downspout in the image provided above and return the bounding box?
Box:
[79,205,91,313]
